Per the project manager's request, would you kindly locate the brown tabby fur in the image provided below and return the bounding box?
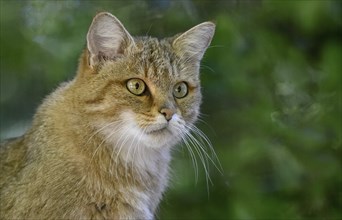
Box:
[0,12,215,219]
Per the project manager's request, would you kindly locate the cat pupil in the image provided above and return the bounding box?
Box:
[135,83,139,90]
[177,86,181,93]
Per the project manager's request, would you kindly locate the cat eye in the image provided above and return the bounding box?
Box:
[173,82,188,99]
[126,78,146,96]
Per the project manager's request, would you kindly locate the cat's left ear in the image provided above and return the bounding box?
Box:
[172,22,215,61]
[87,12,135,67]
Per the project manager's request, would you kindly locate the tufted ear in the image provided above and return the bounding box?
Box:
[172,22,215,61]
[86,12,135,67]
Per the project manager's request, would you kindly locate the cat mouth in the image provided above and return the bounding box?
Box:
[144,124,169,135]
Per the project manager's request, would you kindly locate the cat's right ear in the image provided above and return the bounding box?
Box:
[86,12,135,67]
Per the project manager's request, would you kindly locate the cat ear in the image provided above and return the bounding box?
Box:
[172,22,215,61]
[86,12,135,67]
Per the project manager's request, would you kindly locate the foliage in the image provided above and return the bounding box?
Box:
[1,1,341,219]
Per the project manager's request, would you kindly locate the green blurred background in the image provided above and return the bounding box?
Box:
[1,0,341,219]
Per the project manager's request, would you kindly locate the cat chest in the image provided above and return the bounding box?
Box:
[83,186,156,219]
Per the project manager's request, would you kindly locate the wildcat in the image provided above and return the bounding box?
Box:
[0,12,215,219]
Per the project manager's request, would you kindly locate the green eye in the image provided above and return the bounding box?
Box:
[173,82,188,99]
[126,78,146,96]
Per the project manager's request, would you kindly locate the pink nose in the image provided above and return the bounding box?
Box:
[159,108,175,121]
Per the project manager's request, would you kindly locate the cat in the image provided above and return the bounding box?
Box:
[0,12,215,219]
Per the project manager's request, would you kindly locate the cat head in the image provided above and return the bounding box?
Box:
[74,12,215,150]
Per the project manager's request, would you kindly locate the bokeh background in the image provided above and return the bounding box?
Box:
[1,0,341,219]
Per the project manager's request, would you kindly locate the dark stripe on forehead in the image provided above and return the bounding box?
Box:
[143,42,172,77]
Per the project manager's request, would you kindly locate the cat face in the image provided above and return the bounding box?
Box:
[76,13,215,150]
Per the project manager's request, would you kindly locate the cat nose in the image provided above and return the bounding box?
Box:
[159,108,175,121]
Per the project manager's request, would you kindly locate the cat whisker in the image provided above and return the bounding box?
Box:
[207,44,225,49]
[176,123,223,196]
[187,124,223,174]
[83,120,122,171]
[196,115,217,138]
[89,120,126,166]
[184,130,212,184]
[83,120,121,152]
[200,64,215,73]
[106,120,128,174]
[197,112,210,118]
[125,126,142,185]
[177,128,199,184]
[114,124,133,179]
[195,116,213,131]
[131,126,148,187]
[185,124,223,175]
[184,130,214,197]
[127,127,143,186]
[145,23,153,36]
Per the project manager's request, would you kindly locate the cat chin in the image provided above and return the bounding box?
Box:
[141,129,180,149]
